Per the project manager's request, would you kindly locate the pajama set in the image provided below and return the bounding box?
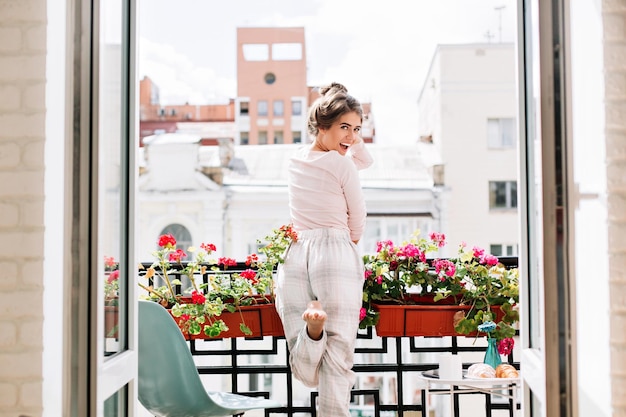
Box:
[275,142,373,417]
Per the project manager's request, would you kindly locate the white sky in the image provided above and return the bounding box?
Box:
[138,0,517,144]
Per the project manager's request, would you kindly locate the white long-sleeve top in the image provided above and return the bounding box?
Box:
[288,142,373,242]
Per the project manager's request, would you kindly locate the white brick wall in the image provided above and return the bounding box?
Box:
[604,1,626,415]
[0,0,47,416]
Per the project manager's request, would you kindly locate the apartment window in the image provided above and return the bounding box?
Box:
[271,42,303,60]
[240,101,249,116]
[258,131,268,145]
[292,100,302,116]
[273,100,284,116]
[489,181,518,209]
[242,43,269,61]
[292,131,302,144]
[490,244,519,257]
[487,118,516,148]
[240,132,249,145]
[274,131,284,144]
[257,100,268,117]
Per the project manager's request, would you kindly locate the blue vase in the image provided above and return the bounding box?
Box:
[483,337,502,369]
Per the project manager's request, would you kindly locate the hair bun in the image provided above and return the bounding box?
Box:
[319,82,348,96]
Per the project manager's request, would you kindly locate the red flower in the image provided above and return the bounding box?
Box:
[218,257,237,267]
[169,248,187,262]
[191,290,206,304]
[245,253,259,266]
[200,242,216,253]
[158,234,176,248]
[497,337,515,355]
[240,269,258,283]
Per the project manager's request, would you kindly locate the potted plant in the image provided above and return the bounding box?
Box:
[104,256,120,338]
[360,231,519,340]
[137,224,297,339]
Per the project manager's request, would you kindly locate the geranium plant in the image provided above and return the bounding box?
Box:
[451,243,519,343]
[138,224,297,338]
[360,231,448,328]
[359,231,520,342]
[104,256,119,306]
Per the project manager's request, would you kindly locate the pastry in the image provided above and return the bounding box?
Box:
[467,363,496,378]
[495,363,519,378]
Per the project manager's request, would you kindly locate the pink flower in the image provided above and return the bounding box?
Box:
[107,270,119,283]
[104,256,117,268]
[376,240,394,253]
[376,276,383,284]
[483,254,499,266]
[364,270,373,280]
[497,337,515,355]
[359,308,367,321]
[429,232,446,248]
[169,248,187,262]
[472,246,485,259]
[434,259,456,277]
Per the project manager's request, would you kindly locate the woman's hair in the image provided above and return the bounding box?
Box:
[307,82,363,137]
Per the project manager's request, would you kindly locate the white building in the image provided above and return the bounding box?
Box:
[136,134,443,262]
[418,43,519,257]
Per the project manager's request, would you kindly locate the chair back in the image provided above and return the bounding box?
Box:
[138,300,219,415]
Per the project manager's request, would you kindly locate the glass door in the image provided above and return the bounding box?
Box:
[518,0,576,415]
[67,0,138,415]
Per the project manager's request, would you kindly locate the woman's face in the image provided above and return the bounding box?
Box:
[316,111,362,156]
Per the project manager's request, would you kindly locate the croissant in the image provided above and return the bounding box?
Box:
[495,364,519,378]
[467,363,496,378]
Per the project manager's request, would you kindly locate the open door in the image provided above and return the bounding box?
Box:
[66,0,139,415]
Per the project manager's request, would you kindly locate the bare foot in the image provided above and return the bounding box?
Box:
[302,300,326,340]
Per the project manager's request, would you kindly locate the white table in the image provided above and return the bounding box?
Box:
[417,370,520,417]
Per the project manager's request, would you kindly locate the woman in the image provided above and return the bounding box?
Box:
[275,82,373,417]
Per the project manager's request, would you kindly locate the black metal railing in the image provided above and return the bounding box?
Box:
[138,257,520,417]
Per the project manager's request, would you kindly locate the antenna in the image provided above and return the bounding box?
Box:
[495,5,506,43]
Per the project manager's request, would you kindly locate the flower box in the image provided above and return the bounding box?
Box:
[374,303,505,337]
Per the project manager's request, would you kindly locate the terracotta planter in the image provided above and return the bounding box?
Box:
[374,303,504,337]
[104,305,119,338]
[203,303,284,339]
[170,298,285,339]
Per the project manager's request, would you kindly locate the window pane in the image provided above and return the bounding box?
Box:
[257,100,268,116]
[292,131,302,144]
[240,131,249,145]
[273,100,284,116]
[272,42,302,60]
[240,101,249,115]
[242,43,269,61]
[258,131,267,144]
[274,131,284,144]
[489,181,507,208]
[292,100,302,116]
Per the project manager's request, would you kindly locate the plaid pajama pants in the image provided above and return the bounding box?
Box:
[274,228,364,417]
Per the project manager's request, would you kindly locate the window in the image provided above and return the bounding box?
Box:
[291,100,302,116]
[258,131,268,145]
[489,181,518,209]
[242,43,269,61]
[273,100,284,116]
[489,244,519,256]
[257,100,268,117]
[240,101,249,116]
[264,72,276,84]
[274,131,284,144]
[240,131,249,145]
[271,43,302,60]
[292,131,302,144]
[487,118,516,148]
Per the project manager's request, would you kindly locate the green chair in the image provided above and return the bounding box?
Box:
[138,300,282,416]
